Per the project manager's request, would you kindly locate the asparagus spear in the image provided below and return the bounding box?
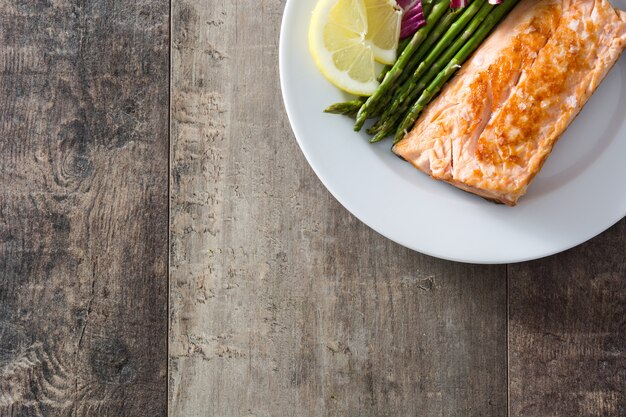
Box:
[378,3,448,85]
[353,0,451,132]
[324,99,366,117]
[368,6,465,119]
[370,1,496,142]
[377,0,487,126]
[364,2,436,119]
[394,0,521,143]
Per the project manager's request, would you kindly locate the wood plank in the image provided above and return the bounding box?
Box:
[169,1,508,415]
[0,1,169,416]
[509,219,626,417]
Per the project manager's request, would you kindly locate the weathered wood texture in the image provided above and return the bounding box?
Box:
[0,1,169,416]
[509,218,626,417]
[169,1,507,416]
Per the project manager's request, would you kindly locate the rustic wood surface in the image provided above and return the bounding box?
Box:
[509,218,626,417]
[169,1,507,416]
[0,0,169,416]
[1,0,625,416]
[169,1,626,416]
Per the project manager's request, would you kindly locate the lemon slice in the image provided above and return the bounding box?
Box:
[309,0,379,96]
[364,0,402,65]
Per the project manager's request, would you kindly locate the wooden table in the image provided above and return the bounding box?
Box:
[0,1,624,416]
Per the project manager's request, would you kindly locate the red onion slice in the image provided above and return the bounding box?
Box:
[400,1,426,39]
[450,0,469,7]
[397,0,415,8]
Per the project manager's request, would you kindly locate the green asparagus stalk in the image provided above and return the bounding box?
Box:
[324,99,366,117]
[370,1,496,142]
[368,6,465,120]
[379,5,454,92]
[364,2,436,118]
[394,0,521,143]
[377,0,487,126]
[353,0,451,132]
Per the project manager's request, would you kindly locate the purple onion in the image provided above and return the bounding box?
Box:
[397,0,417,8]
[400,0,504,40]
[399,1,426,39]
[450,0,469,7]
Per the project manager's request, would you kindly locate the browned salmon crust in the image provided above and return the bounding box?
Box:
[392,0,626,206]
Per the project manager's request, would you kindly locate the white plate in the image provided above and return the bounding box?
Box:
[279,0,626,264]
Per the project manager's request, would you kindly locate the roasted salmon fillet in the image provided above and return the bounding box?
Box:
[392,0,626,206]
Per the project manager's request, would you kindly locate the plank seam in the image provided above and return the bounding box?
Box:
[167,0,173,414]
[506,263,511,417]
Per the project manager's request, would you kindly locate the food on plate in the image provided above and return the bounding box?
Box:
[308,0,403,95]
[367,0,511,139]
[313,0,626,206]
[322,0,520,138]
[353,0,456,131]
[392,0,626,206]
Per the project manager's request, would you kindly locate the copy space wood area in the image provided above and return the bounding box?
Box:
[0,0,169,416]
[509,219,626,417]
[0,0,625,416]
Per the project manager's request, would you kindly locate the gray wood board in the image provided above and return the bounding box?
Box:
[0,0,169,415]
[1,0,624,415]
[509,218,626,417]
[169,1,507,416]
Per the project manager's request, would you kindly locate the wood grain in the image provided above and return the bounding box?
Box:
[509,218,626,417]
[169,1,507,416]
[0,0,169,416]
[4,0,624,414]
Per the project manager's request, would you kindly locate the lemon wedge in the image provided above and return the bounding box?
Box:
[364,0,402,65]
[309,0,377,96]
[309,0,402,95]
